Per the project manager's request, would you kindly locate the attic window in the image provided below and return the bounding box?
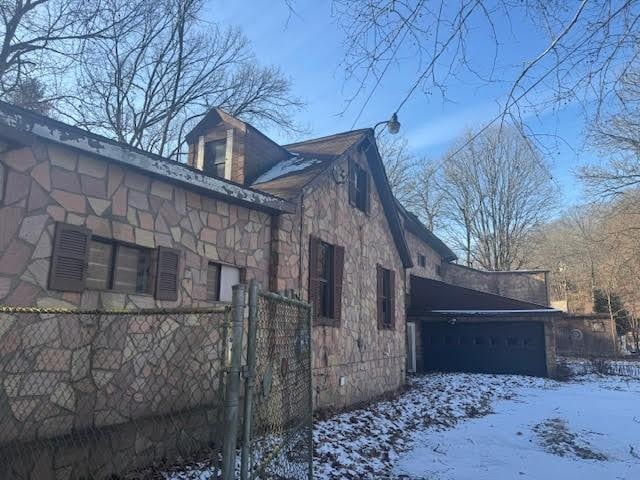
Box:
[203,139,226,178]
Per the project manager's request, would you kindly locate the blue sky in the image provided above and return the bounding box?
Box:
[213,1,598,206]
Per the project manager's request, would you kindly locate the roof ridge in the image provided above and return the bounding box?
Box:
[284,128,371,149]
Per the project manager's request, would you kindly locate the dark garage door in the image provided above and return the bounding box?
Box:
[422,321,547,377]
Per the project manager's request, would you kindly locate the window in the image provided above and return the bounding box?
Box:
[49,222,180,300]
[203,139,226,178]
[377,265,395,329]
[309,236,344,326]
[207,262,242,302]
[349,160,369,212]
[474,336,485,345]
[417,254,426,268]
[591,321,605,332]
[86,239,151,294]
[435,264,442,276]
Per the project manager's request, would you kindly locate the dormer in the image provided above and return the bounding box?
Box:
[185,108,289,185]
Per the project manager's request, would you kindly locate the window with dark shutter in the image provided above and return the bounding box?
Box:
[155,247,180,301]
[49,222,92,292]
[309,236,344,326]
[377,265,395,330]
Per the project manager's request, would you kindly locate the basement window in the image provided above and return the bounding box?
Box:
[203,139,226,178]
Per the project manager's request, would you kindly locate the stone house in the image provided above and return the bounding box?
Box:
[0,101,559,413]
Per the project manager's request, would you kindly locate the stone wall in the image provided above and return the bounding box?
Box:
[441,263,550,306]
[0,139,273,478]
[403,229,444,306]
[555,314,618,357]
[272,150,407,410]
[0,141,272,309]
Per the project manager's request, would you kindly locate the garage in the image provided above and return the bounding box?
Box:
[408,276,561,377]
[421,319,547,377]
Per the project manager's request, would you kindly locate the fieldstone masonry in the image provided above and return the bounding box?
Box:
[0,140,273,478]
[272,150,407,410]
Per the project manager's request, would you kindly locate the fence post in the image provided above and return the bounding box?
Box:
[222,284,246,480]
[240,280,259,480]
[307,303,314,480]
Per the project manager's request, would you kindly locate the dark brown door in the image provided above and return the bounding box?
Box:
[422,321,547,377]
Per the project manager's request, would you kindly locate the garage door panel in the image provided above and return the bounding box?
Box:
[422,321,547,377]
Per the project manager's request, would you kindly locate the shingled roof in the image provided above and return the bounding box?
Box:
[251,129,368,199]
[252,129,413,268]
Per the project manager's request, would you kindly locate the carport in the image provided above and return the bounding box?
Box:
[408,276,561,377]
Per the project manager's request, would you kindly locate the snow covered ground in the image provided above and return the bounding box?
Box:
[314,373,640,480]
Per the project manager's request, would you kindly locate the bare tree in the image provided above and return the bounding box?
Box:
[581,68,640,196]
[60,0,302,159]
[331,1,640,152]
[441,127,559,270]
[377,133,418,207]
[0,0,126,97]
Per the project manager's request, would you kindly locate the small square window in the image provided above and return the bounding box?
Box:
[591,322,605,332]
[207,262,241,302]
[474,336,485,345]
[418,254,426,268]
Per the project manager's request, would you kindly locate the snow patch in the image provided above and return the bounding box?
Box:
[253,155,323,184]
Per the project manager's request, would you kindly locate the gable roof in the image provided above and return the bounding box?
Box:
[0,101,294,214]
[251,130,368,199]
[396,201,457,262]
[252,129,413,268]
[185,107,289,157]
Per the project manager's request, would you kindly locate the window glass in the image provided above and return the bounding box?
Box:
[350,162,369,212]
[219,264,240,302]
[114,245,151,293]
[207,262,221,301]
[418,254,426,267]
[317,242,334,317]
[380,267,392,328]
[204,139,226,178]
[87,240,113,290]
[86,240,150,293]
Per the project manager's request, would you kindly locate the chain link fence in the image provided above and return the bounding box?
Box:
[0,305,230,480]
[0,284,313,480]
[243,290,313,480]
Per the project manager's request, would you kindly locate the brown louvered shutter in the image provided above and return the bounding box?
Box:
[49,222,92,292]
[333,245,345,325]
[155,247,180,301]
[389,269,396,329]
[348,159,356,206]
[308,236,320,320]
[376,265,384,329]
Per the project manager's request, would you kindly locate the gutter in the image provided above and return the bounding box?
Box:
[0,101,295,214]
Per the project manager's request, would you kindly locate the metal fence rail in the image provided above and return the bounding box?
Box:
[241,286,313,480]
[0,304,230,480]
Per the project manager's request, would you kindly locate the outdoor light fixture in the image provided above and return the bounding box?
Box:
[387,113,400,134]
[373,112,401,135]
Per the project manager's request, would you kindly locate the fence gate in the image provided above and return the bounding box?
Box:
[231,281,314,480]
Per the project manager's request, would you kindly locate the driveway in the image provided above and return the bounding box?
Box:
[314,372,640,479]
